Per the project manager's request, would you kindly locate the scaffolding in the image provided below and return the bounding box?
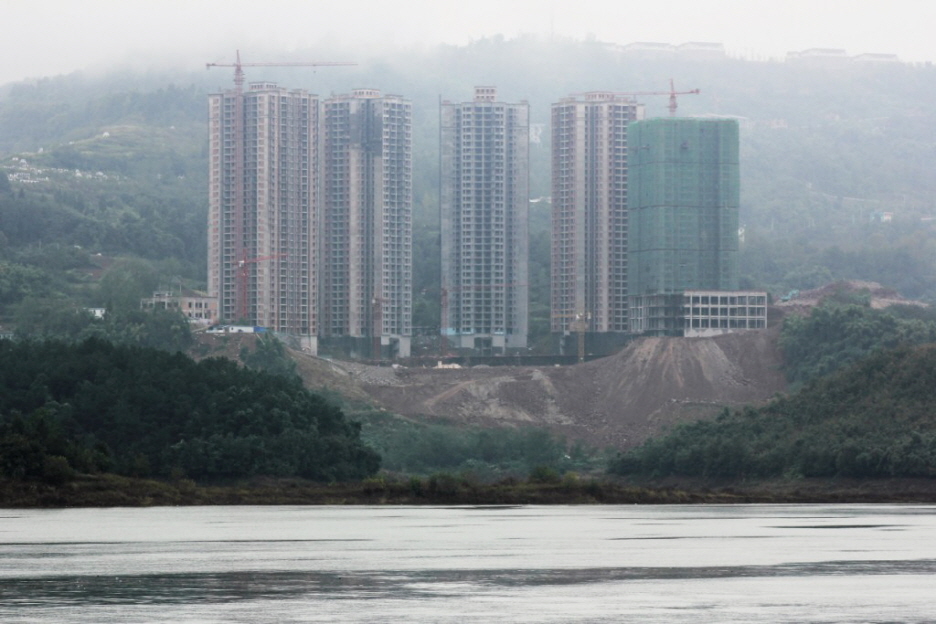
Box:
[627,117,740,298]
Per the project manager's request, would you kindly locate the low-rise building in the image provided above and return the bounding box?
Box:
[141,289,219,325]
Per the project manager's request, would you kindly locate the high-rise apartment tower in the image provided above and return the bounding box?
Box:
[550,92,644,345]
[321,89,413,358]
[208,82,319,352]
[441,87,529,354]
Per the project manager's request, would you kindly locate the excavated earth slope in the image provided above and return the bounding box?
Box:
[195,282,923,450]
[292,326,787,450]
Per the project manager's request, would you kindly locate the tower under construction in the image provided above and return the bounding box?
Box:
[627,117,764,335]
[440,87,530,355]
[207,81,319,352]
[321,89,413,358]
[550,92,644,351]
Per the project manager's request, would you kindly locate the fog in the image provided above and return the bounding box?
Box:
[5,0,935,86]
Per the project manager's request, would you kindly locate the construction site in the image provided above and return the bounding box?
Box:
[190,281,923,452]
[195,312,785,451]
[205,53,763,362]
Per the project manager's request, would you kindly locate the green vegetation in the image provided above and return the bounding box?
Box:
[239,333,299,380]
[610,344,936,480]
[360,414,603,480]
[0,338,380,483]
[0,471,758,507]
[780,296,936,385]
[4,41,936,348]
[11,303,193,353]
[307,387,606,481]
[610,301,936,481]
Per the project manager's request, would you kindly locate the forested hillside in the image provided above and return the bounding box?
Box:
[610,297,936,480]
[610,343,936,479]
[0,338,380,482]
[2,38,936,340]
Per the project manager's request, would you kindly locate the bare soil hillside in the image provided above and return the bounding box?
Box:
[290,326,787,450]
[192,280,926,452]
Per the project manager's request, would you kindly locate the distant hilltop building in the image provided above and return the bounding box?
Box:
[612,42,727,61]
[141,289,219,325]
[786,49,901,65]
[440,87,530,355]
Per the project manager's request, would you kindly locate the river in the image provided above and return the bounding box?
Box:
[1,504,935,622]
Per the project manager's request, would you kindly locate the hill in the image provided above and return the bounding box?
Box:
[287,326,787,450]
[611,342,936,479]
[0,337,380,482]
[3,39,936,332]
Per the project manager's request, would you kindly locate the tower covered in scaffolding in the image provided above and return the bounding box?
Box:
[440,87,530,355]
[627,117,753,335]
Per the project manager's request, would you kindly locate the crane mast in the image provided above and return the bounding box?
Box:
[589,79,701,115]
[207,51,354,326]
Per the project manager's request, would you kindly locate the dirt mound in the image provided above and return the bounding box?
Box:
[292,325,787,450]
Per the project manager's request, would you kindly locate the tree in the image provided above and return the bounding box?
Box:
[98,258,159,312]
[0,170,12,195]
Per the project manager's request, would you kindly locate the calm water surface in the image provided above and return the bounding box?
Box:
[1,504,935,622]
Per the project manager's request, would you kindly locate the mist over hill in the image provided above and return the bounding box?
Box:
[2,37,935,337]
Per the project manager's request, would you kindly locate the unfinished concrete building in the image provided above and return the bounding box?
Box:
[321,89,412,358]
[550,92,644,352]
[207,82,319,352]
[441,87,529,354]
[627,117,765,335]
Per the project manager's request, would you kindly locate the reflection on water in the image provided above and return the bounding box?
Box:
[2,505,936,623]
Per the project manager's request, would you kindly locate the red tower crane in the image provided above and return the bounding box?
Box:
[206,50,355,96]
[236,251,287,323]
[593,79,701,115]
[207,52,354,325]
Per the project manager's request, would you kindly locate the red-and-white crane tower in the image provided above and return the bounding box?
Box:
[604,79,701,115]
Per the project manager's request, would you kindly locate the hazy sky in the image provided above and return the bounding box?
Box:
[4,0,933,85]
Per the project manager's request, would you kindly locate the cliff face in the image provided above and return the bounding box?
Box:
[294,326,788,450]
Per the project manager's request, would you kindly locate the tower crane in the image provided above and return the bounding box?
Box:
[551,311,593,363]
[603,79,701,115]
[236,251,287,323]
[206,50,355,95]
[207,51,354,326]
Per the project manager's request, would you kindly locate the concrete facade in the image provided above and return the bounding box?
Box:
[322,89,413,358]
[441,87,529,354]
[550,92,644,339]
[208,82,319,352]
[629,290,767,336]
[141,289,219,325]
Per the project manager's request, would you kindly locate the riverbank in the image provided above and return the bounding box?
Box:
[3,473,936,507]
